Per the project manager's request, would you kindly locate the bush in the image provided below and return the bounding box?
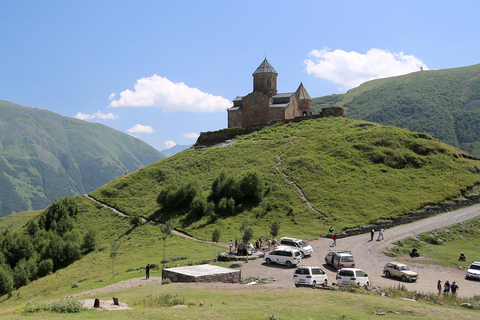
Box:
[161,278,172,285]
[140,292,184,307]
[49,298,84,313]
[71,283,79,288]
[0,264,14,296]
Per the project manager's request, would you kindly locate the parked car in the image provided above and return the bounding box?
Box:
[383,262,419,282]
[278,237,313,256]
[264,248,302,267]
[293,266,328,287]
[324,251,355,269]
[466,261,480,280]
[335,268,370,286]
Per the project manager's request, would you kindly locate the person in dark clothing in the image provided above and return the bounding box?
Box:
[444,280,450,293]
[437,280,442,295]
[146,264,150,279]
[450,281,459,295]
[410,248,419,258]
[370,229,375,241]
[459,252,466,261]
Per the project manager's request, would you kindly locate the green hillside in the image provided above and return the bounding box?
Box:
[313,63,480,157]
[0,100,164,217]
[90,117,480,241]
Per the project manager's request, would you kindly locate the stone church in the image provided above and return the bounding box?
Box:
[227,59,313,128]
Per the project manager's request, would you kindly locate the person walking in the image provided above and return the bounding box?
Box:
[229,240,233,254]
[146,264,150,280]
[377,228,384,241]
[370,229,375,241]
[444,280,450,294]
[248,242,255,255]
[450,281,459,295]
[234,239,238,252]
[437,280,442,295]
[260,236,263,249]
[332,234,337,246]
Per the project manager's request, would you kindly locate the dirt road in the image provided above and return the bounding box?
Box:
[241,203,480,297]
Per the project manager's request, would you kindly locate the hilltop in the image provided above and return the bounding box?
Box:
[313,63,480,157]
[0,100,164,217]
[90,117,480,241]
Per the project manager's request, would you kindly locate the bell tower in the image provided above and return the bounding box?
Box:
[253,58,278,94]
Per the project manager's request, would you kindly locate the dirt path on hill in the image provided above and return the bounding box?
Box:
[240,203,480,297]
[84,194,229,248]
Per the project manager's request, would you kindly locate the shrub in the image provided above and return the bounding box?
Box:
[71,283,79,288]
[37,259,53,278]
[140,292,184,307]
[0,264,14,296]
[48,298,84,313]
[161,278,171,285]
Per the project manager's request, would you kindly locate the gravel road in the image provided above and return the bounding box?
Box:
[240,203,480,297]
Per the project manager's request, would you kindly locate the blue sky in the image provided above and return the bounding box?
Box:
[1,1,479,151]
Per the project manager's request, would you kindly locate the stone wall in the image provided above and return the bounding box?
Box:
[162,269,241,283]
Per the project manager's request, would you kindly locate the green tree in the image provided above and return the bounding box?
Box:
[0,264,14,296]
[82,229,96,252]
[159,222,173,268]
[239,171,264,202]
[212,229,221,261]
[110,241,120,278]
[270,220,281,241]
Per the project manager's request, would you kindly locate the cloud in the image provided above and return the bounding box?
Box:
[108,92,116,100]
[304,48,428,91]
[109,74,231,112]
[127,124,154,134]
[165,140,176,149]
[183,132,200,139]
[74,110,118,120]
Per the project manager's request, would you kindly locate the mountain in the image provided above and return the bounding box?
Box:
[0,100,164,217]
[160,144,192,157]
[313,64,480,157]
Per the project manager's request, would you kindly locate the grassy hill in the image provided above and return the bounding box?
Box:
[2,117,480,317]
[313,63,480,157]
[0,100,164,217]
[90,117,480,242]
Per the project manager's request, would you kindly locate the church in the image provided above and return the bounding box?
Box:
[227,59,313,128]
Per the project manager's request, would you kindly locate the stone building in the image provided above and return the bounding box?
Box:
[228,59,313,128]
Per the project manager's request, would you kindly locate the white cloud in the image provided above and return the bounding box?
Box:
[165,140,176,149]
[109,74,231,112]
[304,48,428,91]
[108,92,116,100]
[127,124,154,134]
[183,132,200,139]
[74,110,118,120]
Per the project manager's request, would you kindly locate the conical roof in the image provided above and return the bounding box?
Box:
[253,58,278,75]
[296,82,311,100]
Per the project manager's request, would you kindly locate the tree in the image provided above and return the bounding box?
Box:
[211,229,221,261]
[270,220,281,241]
[242,227,254,245]
[159,222,173,268]
[110,241,120,278]
[0,264,13,296]
[82,229,96,252]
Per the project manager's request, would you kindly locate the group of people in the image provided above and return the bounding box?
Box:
[370,228,385,241]
[227,237,277,255]
[437,280,459,295]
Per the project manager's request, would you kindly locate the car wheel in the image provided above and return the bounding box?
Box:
[300,252,305,258]
[401,275,408,282]
[266,258,272,264]
[385,270,390,278]
[324,279,328,286]
[312,280,316,288]
[295,283,299,287]
[286,261,293,268]
[366,281,370,286]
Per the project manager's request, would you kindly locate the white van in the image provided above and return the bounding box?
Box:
[336,268,370,286]
[278,237,313,256]
[324,251,355,269]
[264,248,302,268]
[293,266,328,287]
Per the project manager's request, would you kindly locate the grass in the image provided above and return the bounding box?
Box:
[90,117,480,242]
[0,210,42,231]
[2,283,479,319]
[388,217,480,269]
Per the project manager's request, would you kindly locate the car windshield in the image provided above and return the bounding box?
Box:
[469,264,480,270]
[400,266,410,271]
[342,256,354,262]
[299,241,308,247]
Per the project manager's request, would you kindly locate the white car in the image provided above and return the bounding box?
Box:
[466,261,480,280]
[278,237,313,256]
[264,248,302,267]
[336,268,370,286]
[293,266,328,287]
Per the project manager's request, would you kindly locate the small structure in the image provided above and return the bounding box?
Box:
[162,264,240,283]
